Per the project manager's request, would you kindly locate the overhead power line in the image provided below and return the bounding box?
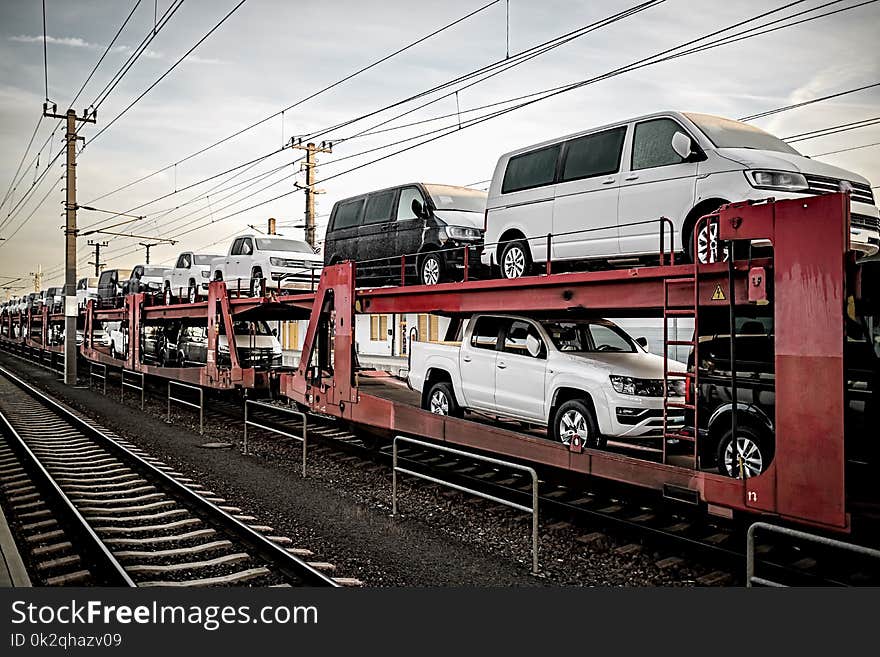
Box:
[785,115,880,142]
[739,81,880,121]
[810,141,880,156]
[82,0,506,206]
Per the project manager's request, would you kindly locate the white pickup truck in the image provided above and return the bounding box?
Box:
[211,234,323,295]
[163,251,223,304]
[408,314,685,447]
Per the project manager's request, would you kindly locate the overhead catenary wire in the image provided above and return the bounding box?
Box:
[739,81,880,121]
[810,141,880,156]
[85,0,247,147]
[81,0,507,206]
[38,0,878,279]
[784,116,880,142]
[131,0,856,252]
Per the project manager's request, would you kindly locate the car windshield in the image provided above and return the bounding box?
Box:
[143,267,166,277]
[255,238,313,253]
[541,319,637,353]
[424,184,487,213]
[685,113,801,155]
[219,320,273,336]
[193,254,220,265]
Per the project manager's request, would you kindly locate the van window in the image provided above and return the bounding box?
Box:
[502,144,560,194]
[333,199,365,229]
[561,127,626,182]
[470,316,504,350]
[176,253,191,268]
[632,118,687,170]
[397,187,425,221]
[364,190,396,225]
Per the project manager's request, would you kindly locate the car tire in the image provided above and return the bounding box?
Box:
[552,398,604,449]
[499,240,531,279]
[424,381,461,418]
[716,425,771,479]
[188,283,197,304]
[160,348,169,368]
[419,252,444,286]
[249,269,263,297]
[163,286,173,305]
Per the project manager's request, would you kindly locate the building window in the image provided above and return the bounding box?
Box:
[417,314,440,342]
[370,315,389,341]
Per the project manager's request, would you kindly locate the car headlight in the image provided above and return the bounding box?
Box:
[745,170,808,192]
[218,344,229,354]
[272,345,282,355]
[201,270,210,278]
[270,257,285,266]
[667,379,686,397]
[442,226,483,241]
[609,375,665,397]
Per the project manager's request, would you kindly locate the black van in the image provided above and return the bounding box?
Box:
[97,268,132,308]
[323,183,486,286]
[686,304,877,482]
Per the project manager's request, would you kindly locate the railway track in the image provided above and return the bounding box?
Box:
[3,350,877,586]
[0,364,337,587]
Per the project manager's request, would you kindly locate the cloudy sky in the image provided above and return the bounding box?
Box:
[0,0,878,292]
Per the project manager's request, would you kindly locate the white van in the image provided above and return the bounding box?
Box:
[481,111,879,275]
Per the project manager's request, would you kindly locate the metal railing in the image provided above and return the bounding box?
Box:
[243,399,307,477]
[747,521,880,587]
[167,381,204,435]
[89,362,107,394]
[352,215,677,288]
[120,369,145,410]
[392,435,539,574]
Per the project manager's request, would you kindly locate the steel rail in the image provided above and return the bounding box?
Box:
[0,364,338,587]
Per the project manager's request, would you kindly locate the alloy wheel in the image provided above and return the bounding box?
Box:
[502,245,526,278]
[429,389,449,415]
[697,222,729,264]
[722,434,764,478]
[558,409,589,446]
[422,257,440,285]
[188,286,197,304]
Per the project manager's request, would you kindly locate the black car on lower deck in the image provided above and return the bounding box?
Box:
[323,183,486,286]
[687,305,878,482]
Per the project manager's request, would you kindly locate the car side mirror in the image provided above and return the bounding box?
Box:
[671,131,693,160]
[411,198,426,219]
[526,334,543,358]
[636,336,649,349]
[272,328,278,337]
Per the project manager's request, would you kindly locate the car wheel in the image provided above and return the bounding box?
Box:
[160,348,169,368]
[688,220,730,264]
[716,425,770,479]
[164,287,173,305]
[188,283,197,304]
[553,399,604,449]
[249,269,263,297]
[499,240,531,279]
[424,381,461,418]
[419,253,443,286]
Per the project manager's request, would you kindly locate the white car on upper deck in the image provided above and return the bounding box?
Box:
[163,252,223,304]
[408,314,685,446]
[481,111,879,276]
[212,234,323,295]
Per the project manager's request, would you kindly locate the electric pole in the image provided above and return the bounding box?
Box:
[43,102,95,385]
[292,139,332,248]
[268,217,276,235]
[29,266,43,293]
[87,240,108,277]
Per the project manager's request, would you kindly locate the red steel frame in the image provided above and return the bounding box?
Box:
[78,281,314,390]
[281,194,852,532]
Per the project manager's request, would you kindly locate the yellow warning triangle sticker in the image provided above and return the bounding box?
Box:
[711,284,726,301]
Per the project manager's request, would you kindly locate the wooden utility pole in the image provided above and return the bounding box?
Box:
[292,139,332,248]
[268,217,276,235]
[87,240,108,277]
[43,103,95,385]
